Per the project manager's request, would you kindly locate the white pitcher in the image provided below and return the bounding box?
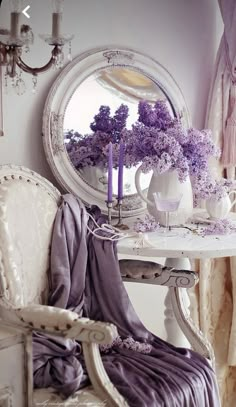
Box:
[135,166,193,226]
[206,191,236,219]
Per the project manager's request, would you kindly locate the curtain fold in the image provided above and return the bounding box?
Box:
[198,1,236,405]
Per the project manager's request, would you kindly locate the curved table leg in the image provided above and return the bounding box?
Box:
[164,257,191,348]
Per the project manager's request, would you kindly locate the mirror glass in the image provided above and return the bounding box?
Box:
[63,67,174,202]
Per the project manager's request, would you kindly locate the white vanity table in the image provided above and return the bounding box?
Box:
[0,324,25,407]
[117,212,236,347]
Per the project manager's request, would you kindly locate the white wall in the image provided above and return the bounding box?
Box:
[0,0,223,337]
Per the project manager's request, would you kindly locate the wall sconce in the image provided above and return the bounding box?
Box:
[0,0,73,94]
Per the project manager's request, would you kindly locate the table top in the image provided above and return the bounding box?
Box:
[117,211,236,259]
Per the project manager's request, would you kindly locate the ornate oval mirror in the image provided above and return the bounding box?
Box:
[42,47,190,217]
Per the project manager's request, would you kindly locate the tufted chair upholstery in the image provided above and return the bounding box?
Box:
[0,165,215,407]
[0,169,58,308]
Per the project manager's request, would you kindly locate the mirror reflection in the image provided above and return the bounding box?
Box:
[63,67,175,202]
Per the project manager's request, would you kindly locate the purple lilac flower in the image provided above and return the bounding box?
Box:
[65,130,113,169]
[64,104,129,170]
[201,219,236,236]
[112,104,129,141]
[191,172,215,201]
[138,99,176,130]
[100,335,152,354]
[123,108,218,188]
[208,178,236,201]
[192,176,236,202]
[90,105,112,133]
[133,214,160,232]
[90,104,129,142]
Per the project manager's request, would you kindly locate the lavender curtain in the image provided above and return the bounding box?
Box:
[206,0,236,174]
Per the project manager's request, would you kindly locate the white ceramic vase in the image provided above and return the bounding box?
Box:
[135,166,193,226]
[206,191,236,219]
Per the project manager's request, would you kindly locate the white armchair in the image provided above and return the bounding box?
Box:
[0,165,128,407]
[0,164,215,407]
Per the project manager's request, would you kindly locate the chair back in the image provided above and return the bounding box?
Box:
[0,165,61,308]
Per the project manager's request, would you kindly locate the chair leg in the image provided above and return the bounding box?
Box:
[164,257,192,348]
[82,342,129,407]
[24,333,33,407]
[164,287,191,348]
[164,257,214,365]
[170,286,215,365]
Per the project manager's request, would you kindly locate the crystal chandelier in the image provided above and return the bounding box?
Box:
[0,0,73,94]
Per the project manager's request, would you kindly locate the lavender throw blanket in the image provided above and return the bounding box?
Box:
[33,194,220,406]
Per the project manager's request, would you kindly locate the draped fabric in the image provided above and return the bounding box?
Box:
[198,1,236,405]
[33,194,220,406]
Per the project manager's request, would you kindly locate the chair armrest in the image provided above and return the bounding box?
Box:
[0,305,128,406]
[119,259,198,288]
[0,304,118,345]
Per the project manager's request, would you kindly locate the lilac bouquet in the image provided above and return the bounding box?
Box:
[64,104,129,169]
[65,98,221,202]
[122,100,219,188]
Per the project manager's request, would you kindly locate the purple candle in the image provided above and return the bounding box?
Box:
[117,141,124,200]
[107,142,113,203]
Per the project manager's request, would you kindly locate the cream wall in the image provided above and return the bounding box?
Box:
[0,0,223,337]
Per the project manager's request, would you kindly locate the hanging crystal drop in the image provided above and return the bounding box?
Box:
[24,44,30,53]
[52,50,60,70]
[4,71,8,94]
[21,25,34,53]
[6,63,12,78]
[11,75,15,89]
[52,59,57,71]
[59,50,64,68]
[67,41,72,61]
[32,75,38,94]
[15,71,26,95]
[55,49,64,69]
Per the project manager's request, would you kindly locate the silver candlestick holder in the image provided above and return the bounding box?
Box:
[106,200,113,225]
[114,198,129,230]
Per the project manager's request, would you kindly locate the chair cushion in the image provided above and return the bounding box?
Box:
[33,386,104,406]
[0,173,60,307]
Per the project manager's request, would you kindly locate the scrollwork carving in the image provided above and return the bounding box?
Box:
[120,260,198,288]
[103,50,134,65]
[50,112,64,156]
[66,319,118,344]
[165,271,197,288]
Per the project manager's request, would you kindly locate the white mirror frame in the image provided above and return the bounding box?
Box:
[42,46,190,218]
